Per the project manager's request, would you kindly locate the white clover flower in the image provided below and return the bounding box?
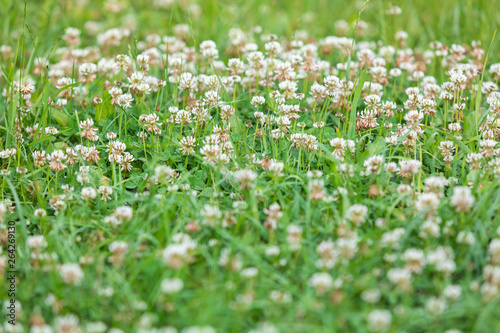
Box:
[308,272,333,295]
[450,186,474,212]
[367,309,392,332]
[59,263,84,285]
[161,278,184,294]
[346,204,368,225]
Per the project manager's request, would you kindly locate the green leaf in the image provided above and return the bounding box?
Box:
[229,114,244,132]
[51,108,70,127]
[96,91,113,124]
[367,136,387,156]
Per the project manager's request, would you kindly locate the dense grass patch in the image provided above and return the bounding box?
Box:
[1,0,500,332]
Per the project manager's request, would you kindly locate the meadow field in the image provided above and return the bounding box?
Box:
[2,0,500,332]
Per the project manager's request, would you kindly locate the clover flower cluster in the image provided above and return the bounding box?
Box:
[1,7,500,332]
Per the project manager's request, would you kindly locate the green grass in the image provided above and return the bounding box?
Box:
[1,0,500,332]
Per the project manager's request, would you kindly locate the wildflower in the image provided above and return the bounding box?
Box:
[443,285,462,301]
[251,96,266,106]
[466,153,483,170]
[399,159,421,178]
[81,187,97,200]
[361,289,381,303]
[439,141,455,164]
[306,178,324,200]
[403,248,426,273]
[161,278,184,294]
[179,136,196,155]
[415,192,440,215]
[117,93,134,108]
[424,176,447,196]
[79,63,97,83]
[200,204,221,226]
[63,27,81,45]
[32,150,46,167]
[163,233,196,269]
[59,263,84,285]
[27,235,47,251]
[346,204,368,225]
[113,205,133,222]
[329,138,354,161]
[55,314,81,333]
[367,309,392,332]
[79,119,97,139]
[289,133,318,151]
[34,208,47,218]
[0,149,15,160]
[108,241,128,265]
[287,225,302,251]
[308,272,333,295]
[387,268,412,291]
[488,239,500,264]
[279,80,298,99]
[427,246,456,275]
[364,155,384,175]
[45,126,59,135]
[450,186,474,212]
[425,297,447,314]
[264,203,282,230]
[115,54,131,71]
[241,267,258,278]
[176,109,192,125]
[98,186,113,201]
[233,169,257,190]
[47,150,67,171]
[456,231,475,245]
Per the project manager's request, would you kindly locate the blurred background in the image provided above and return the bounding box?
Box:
[1,0,499,56]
